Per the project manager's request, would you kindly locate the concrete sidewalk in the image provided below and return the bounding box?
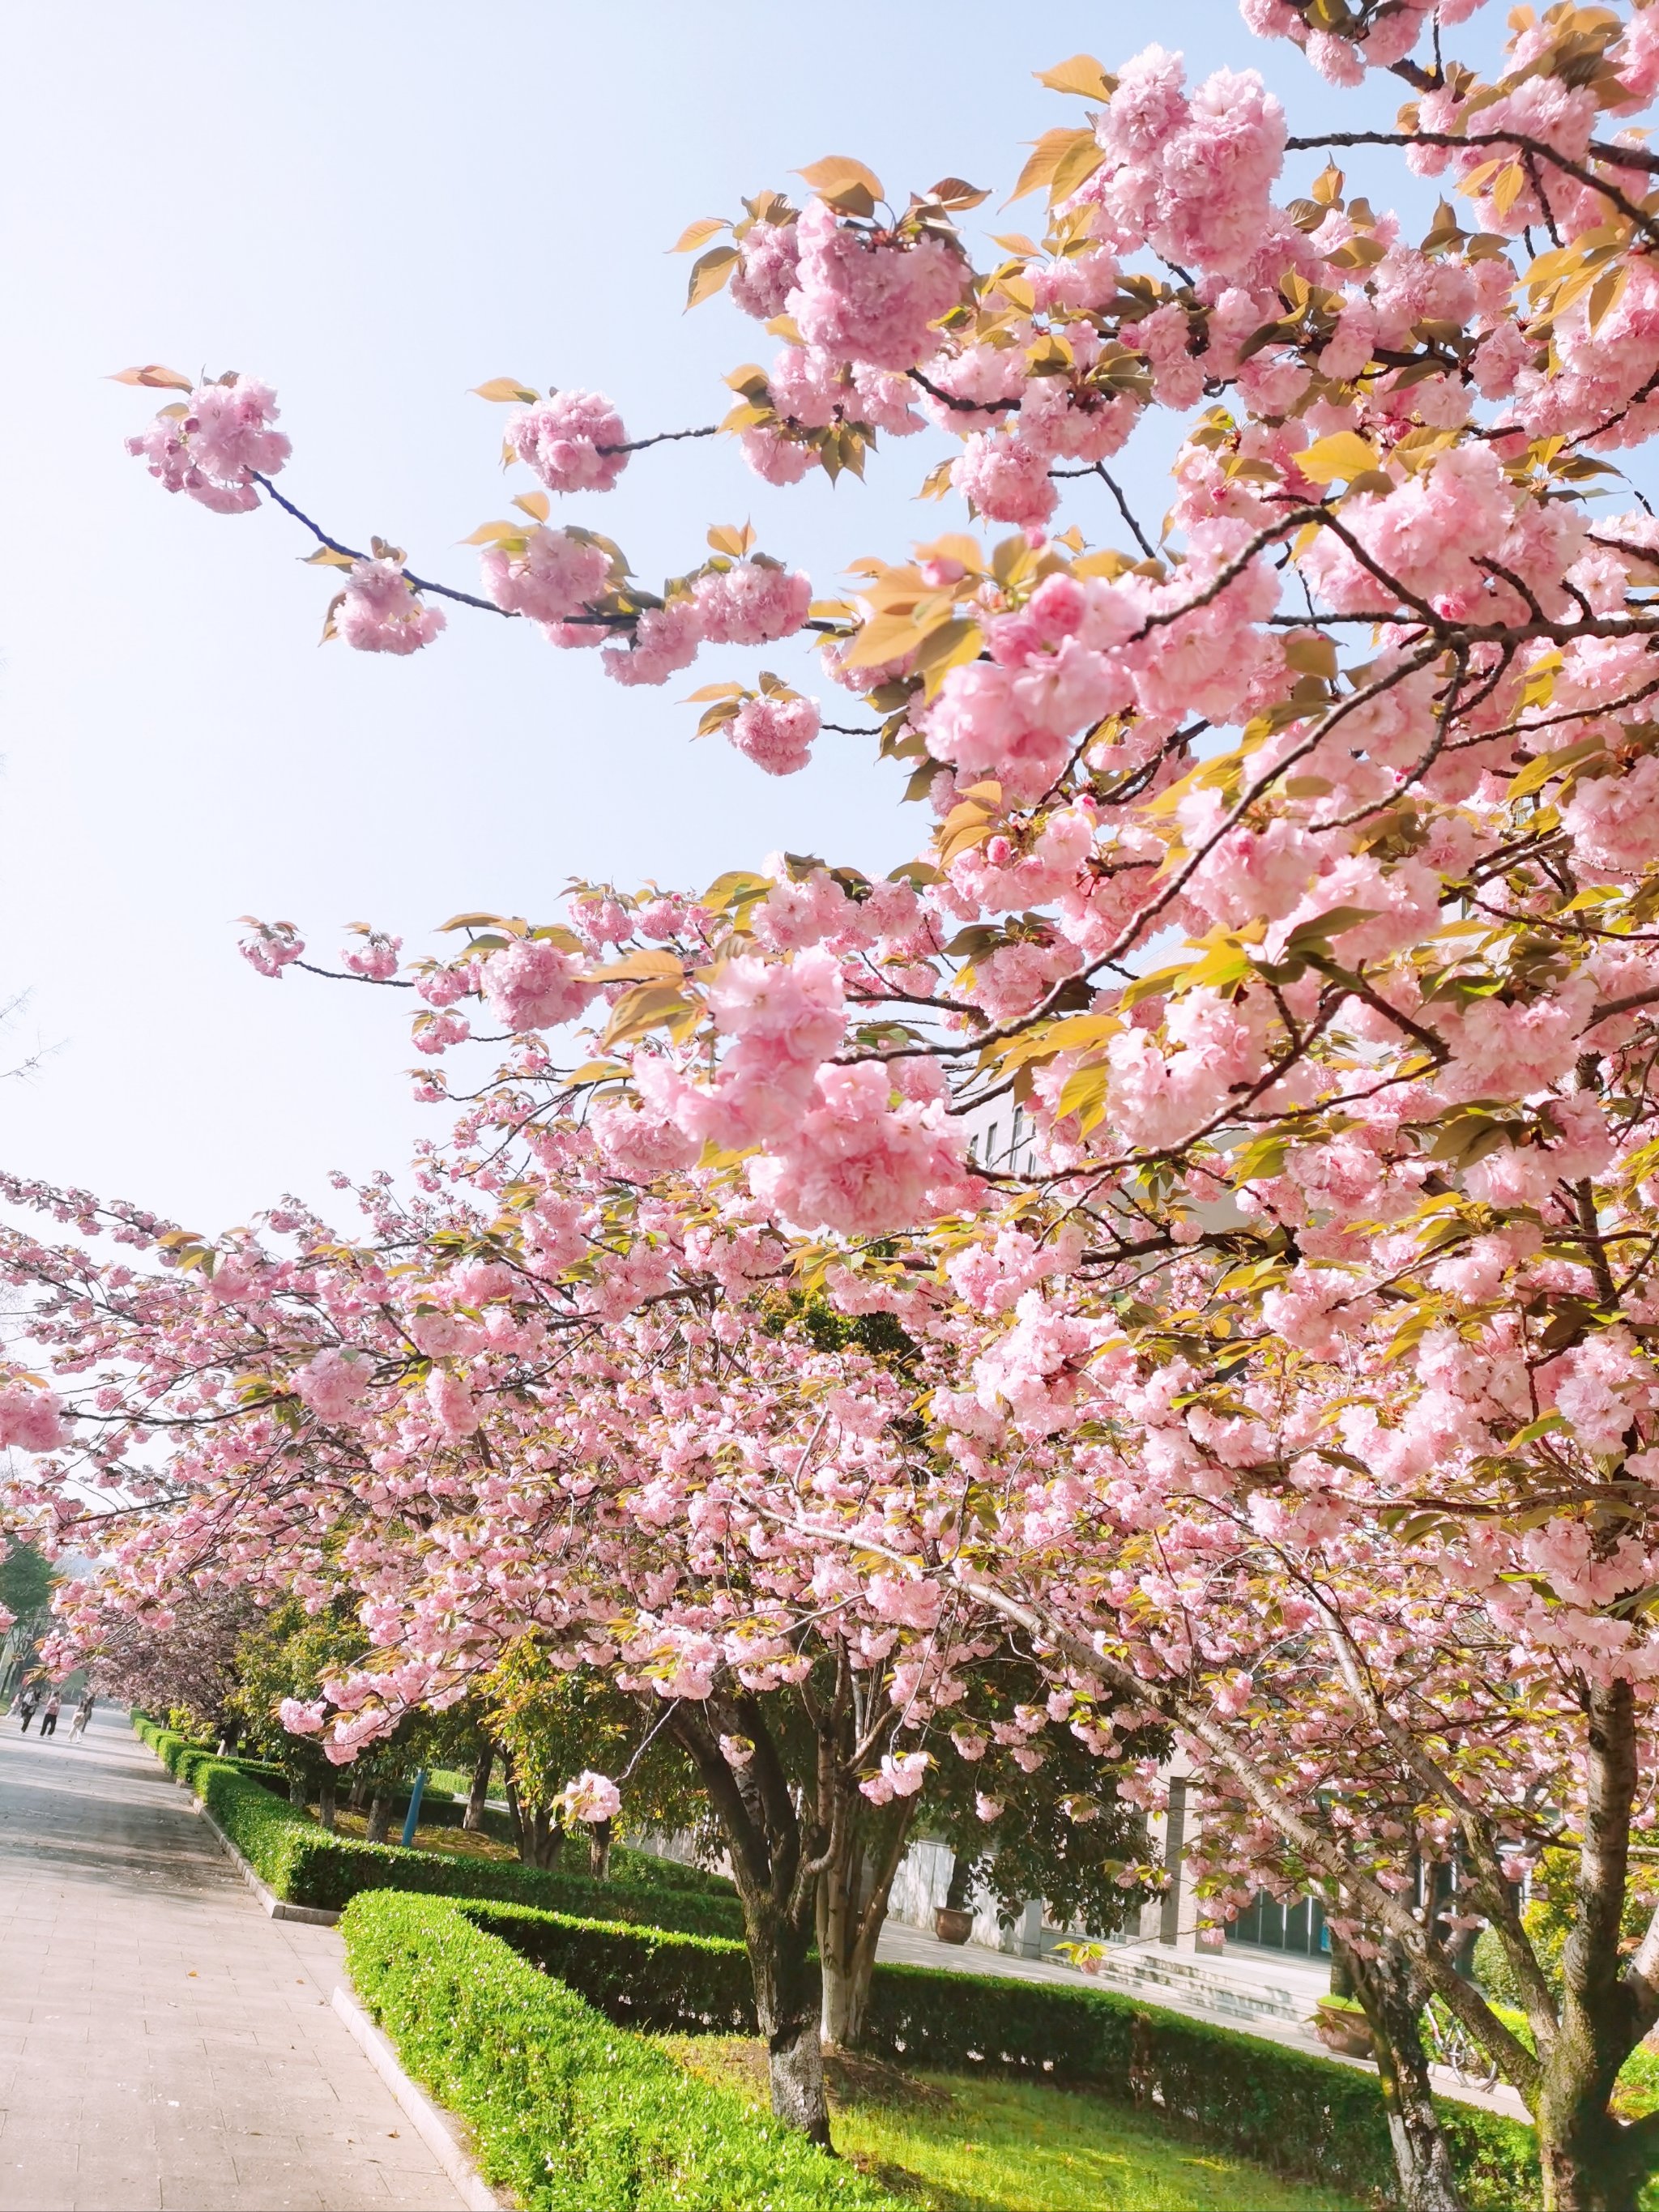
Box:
[0,1704,463,2211]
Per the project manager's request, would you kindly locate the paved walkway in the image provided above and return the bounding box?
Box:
[0,1705,463,2211]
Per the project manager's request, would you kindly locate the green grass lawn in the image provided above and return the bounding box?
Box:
[667,2037,1363,2212]
[323,1808,518,1860]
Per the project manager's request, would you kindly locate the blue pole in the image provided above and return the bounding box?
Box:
[400,1767,427,1848]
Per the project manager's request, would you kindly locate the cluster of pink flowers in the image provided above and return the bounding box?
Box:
[0,1385,66,1455]
[126,376,291,514]
[480,526,612,627]
[789,198,966,371]
[691,559,811,646]
[727,693,820,776]
[480,937,599,1034]
[507,390,629,495]
[334,560,446,656]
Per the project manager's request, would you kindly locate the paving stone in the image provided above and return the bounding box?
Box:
[0,1707,463,2211]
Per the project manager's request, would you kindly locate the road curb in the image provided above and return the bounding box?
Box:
[332,1986,504,2211]
[130,1719,341,1925]
[198,1801,341,1924]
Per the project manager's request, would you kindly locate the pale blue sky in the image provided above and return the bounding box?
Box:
[1,4,1431,1231]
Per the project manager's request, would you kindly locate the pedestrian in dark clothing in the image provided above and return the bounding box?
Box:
[16,1685,39,1732]
[38,1692,61,1738]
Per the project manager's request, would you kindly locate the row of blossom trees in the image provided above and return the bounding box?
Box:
[8,0,1659,2202]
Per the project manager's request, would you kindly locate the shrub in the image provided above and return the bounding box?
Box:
[341,1890,896,2212]
[609,1842,735,1899]
[139,1715,1537,2207]
[468,1899,756,2035]
[471,1893,1538,2212]
[134,1718,744,1937]
[859,1963,1537,2212]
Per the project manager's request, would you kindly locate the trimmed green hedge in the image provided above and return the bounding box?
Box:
[467,1890,1538,2212]
[132,1716,744,1938]
[861,1963,1538,2212]
[132,1717,733,1897]
[138,1714,1537,2208]
[468,1899,757,2035]
[342,1890,896,2211]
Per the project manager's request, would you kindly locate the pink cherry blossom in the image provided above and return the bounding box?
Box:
[509,390,629,495]
[480,940,598,1034]
[480,527,612,625]
[557,1770,623,1823]
[727,693,820,776]
[335,560,447,657]
[601,600,702,687]
[0,1385,66,1455]
[692,560,812,646]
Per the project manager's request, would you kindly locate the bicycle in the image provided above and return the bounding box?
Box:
[1423,1997,1499,2091]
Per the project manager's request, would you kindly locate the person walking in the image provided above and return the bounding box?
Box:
[68,1690,95,1742]
[15,1682,39,1732]
[37,1690,62,1739]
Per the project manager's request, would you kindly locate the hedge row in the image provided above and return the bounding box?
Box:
[132,1716,744,1938]
[341,1890,895,2212]
[469,1899,757,2035]
[463,1894,1540,2212]
[137,1715,1539,2208]
[864,1962,1540,2212]
[138,1719,732,1897]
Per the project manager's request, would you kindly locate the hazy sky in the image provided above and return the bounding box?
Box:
[1,4,1420,1234]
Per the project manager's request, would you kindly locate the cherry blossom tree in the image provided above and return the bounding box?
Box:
[0,1160,1150,2142]
[29,0,1659,2201]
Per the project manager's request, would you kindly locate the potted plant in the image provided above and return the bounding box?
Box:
[934,1852,977,1944]
[1311,1995,1375,2059]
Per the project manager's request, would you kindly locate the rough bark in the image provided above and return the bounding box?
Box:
[588,1817,612,1881]
[318,1774,336,1833]
[365,1789,391,1845]
[514,1801,562,1869]
[1339,1933,1467,2212]
[1534,1681,1658,2212]
[288,1772,308,1812]
[463,1744,493,1833]
[748,1895,831,2147]
[671,1700,834,2148]
[817,1800,919,2050]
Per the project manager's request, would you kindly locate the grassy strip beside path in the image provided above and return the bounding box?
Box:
[667,2036,1361,2212]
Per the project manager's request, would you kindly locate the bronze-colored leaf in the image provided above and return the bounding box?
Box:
[471,377,540,404]
[686,245,740,309]
[109,364,194,390]
[672,216,729,254]
[1034,54,1115,99]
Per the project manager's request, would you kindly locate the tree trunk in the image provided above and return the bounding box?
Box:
[504,1786,563,1870]
[463,1744,493,1833]
[671,1699,834,2148]
[288,1773,308,1811]
[1535,2110,1649,2212]
[588,1817,612,1881]
[365,1790,391,1845]
[1340,1934,1467,2212]
[318,1774,336,1833]
[525,1805,564,1870]
[1532,1679,1659,2212]
[349,1775,369,1811]
[747,1898,830,2148]
[817,1801,918,2051]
